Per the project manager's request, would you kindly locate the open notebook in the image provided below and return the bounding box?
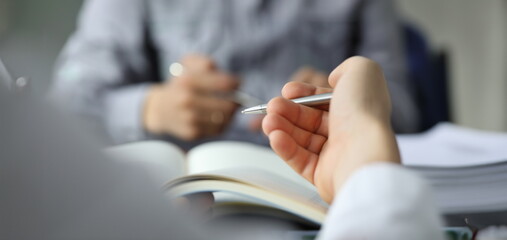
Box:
[165,141,328,225]
[107,139,327,225]
[111,122,507,225]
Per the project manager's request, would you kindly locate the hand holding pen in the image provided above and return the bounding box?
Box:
[143,55,241,141]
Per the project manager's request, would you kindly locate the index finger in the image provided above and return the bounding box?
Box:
[266,97,328,136]
[282,81,333,99]
[281,82,332,111]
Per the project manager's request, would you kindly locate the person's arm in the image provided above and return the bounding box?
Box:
[53,0,155,143]
[262,57,444,239]
[318,163,444,240]
[357,0,420,133]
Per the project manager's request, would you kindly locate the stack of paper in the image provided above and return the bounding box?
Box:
[397,123,507,213]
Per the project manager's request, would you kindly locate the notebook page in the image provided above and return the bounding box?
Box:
[187,141,315,189]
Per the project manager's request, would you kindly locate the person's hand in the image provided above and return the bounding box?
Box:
[262,57,401,203]
[143,55,239,141]
[247,67,331,132]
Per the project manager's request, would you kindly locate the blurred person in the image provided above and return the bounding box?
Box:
[52,0,419,149]
[2,57,442,239]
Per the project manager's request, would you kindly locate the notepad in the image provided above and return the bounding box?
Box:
[109,141,327,226]
[166,141,327,225]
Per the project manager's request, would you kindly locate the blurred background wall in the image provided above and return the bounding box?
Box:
[397,0,507,131]
[0,0,8,36]
[0,0,81,94]
[0,0,506,131]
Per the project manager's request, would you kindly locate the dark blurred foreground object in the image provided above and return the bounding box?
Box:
[0,85,202,239]
[404,23,451,131]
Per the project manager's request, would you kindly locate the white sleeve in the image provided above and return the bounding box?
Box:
[318,163,445,240]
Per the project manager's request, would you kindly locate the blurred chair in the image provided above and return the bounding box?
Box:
[404,23,451,131]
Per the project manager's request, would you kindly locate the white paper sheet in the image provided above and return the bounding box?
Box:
[398,123,507,168]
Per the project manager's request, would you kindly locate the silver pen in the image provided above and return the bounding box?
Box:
[241,92,332,114]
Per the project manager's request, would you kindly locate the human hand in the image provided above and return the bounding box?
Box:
[262,57,401,203]
[143,55,239,141]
